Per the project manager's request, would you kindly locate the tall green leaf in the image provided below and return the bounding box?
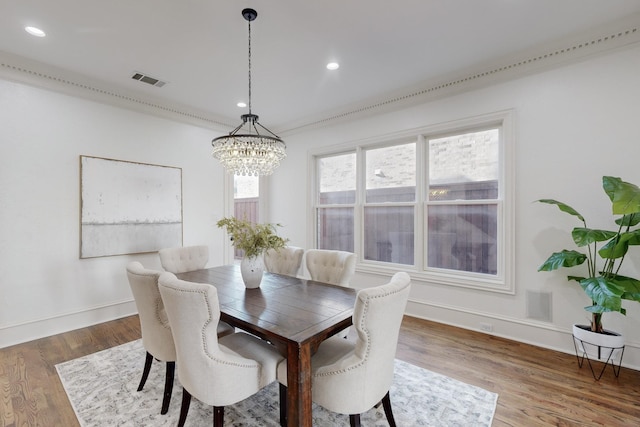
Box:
[598,230,640,259]
[599,234,627,259]
[612,274,640,301]
[603,176,640,215]
[616,213,640,227]
[579,276,625,313]
[584,304,623,314]
[538,250,586,271]
[571,227,616,247]
[537,199,584,222]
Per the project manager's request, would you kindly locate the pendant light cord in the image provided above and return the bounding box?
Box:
[247,18,252,116]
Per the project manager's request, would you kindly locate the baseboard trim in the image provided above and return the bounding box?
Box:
[3,295,638,371]
[0,299,137,349]
[405,298,640,371]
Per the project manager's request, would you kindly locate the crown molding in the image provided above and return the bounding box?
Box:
[1,13,639,135]
[279,14,640,135]
[0,50,234,132]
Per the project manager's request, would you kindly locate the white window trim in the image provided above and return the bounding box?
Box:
[308,109,515,294]
[222,174,270,265]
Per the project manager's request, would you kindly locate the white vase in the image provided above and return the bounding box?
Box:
[240,255,264,289]
[572,324,625,362]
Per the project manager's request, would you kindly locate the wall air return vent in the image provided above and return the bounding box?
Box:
[131,72,166,87]
[526,290,552,322]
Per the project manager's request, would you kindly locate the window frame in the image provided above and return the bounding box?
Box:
[361,139,418,266]
[309,110,515,293]
[223,173,270,263]
[314,151,358,253]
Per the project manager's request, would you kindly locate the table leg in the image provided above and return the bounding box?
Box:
[286,342,312,427]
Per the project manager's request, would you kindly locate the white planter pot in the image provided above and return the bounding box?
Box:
[572,324,624,363]
[240,255,264,289]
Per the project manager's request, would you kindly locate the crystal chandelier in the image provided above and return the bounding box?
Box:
[212,8,286,176]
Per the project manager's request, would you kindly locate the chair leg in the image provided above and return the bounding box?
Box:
[161,361,175,414]
[177,388,192,427]
[349,414,361,427]
[137,352,154,391]
[279,383,287,427]
[213,406,224,427]
[381,391,397,427]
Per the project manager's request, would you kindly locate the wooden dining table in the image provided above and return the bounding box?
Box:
[175,264,356,427]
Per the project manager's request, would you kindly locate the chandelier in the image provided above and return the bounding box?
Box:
[212,8,286,176]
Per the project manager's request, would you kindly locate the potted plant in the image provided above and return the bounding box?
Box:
[537,176,640,373]
[217,216,288,288]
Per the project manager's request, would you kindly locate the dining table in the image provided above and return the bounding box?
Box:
[175,264,357,427]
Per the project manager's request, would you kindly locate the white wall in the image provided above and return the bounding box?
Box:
[3,42,640,372]
[270,44,640,369]
[0,79,228,346]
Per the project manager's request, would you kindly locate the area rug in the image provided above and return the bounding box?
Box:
[56,339,497,426]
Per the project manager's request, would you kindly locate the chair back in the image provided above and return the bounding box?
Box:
[126,262,175,362]
[264,246,304,276]
[158,272,265,406]
[305,249,356,286]
[158,245,209,273]
[314,272,411,413]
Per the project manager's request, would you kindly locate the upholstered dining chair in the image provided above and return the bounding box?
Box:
[305,249,357,287]
[125,261,177,415]
[264,246,304,277]
[277,272,411,427]
[126,262,234,415]
[158,272,285,427]
[158,245,235,334]
[158,245,209,274]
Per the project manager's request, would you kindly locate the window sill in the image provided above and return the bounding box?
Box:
[356,261,514,294]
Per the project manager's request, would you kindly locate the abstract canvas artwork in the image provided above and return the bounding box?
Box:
[80,155,182,258]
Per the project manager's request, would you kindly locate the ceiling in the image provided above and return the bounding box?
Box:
[2,1,640,134]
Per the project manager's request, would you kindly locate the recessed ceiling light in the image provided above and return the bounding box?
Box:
[237,102,247,108]
[25,26,46,37]
[326,62,339,71]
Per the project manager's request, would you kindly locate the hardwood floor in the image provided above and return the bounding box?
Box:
[1,315,639,426]
[0,316,141,427]
[397,316,640,427]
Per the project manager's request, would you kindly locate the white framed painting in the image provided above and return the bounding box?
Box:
[80,155,182,258]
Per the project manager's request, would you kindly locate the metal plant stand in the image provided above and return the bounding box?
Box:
[573,334,625,381]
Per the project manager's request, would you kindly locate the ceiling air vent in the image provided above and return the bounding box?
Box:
[131,72,166,87]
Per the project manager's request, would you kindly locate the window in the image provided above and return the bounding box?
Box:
[316,153,356,252]
[233,175,259,258]
[364,143,416,265]
[312,111,513,292]
[426,129,499,275]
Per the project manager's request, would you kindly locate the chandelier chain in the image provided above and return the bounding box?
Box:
[247,18,252,115]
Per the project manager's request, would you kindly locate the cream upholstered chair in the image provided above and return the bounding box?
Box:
[158,245,209,274]
[158,245,235,335]
[126,262,233,415]
[305,249,357,287]
[264,246,304,277]
[277,272,411,427]
[126,261,177,415]
[306,249,357,338]
[158,272,285,427]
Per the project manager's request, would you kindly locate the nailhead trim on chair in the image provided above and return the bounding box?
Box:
[127,268,171,331]
[154,297,171,330]
[313,282,407,377]
[160,283,262,371]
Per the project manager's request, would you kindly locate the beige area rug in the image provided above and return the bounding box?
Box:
[56,339,497,426]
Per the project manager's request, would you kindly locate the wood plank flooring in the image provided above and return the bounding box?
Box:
[1,315,639,426]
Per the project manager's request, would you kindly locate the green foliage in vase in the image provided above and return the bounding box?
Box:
[217,216,288,259]
[537,176,640,333]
